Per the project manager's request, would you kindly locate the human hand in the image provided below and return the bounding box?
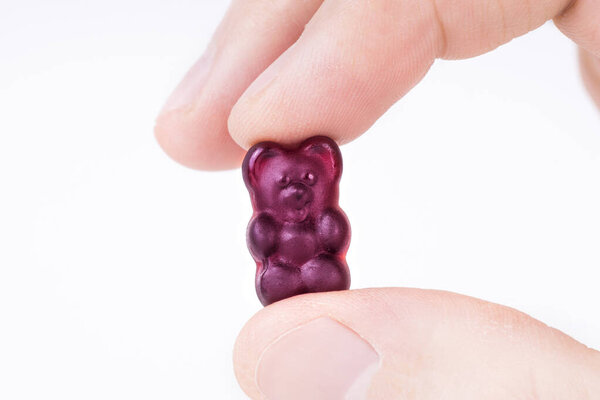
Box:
[154,1,600,398]
[154,0,600,170]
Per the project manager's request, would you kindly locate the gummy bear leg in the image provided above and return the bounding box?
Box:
[256,262,305,306]
[300,254,350,294]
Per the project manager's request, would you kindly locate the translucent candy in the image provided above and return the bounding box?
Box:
[242,136,351,306]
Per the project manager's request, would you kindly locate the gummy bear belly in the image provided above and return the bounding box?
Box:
[275,229,318,266]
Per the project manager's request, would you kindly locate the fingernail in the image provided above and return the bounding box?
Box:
[159,43,217,114]
[257,317,380,400]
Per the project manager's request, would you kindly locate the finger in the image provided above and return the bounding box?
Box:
[154,0,323,170]
[233,288,600,399]
[554,0,600,111]
[579,49,600,110]
[227,0,582,149]
[554,0,600,59]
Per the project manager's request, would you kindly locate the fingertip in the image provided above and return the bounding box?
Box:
[226,55,376,150]
[154,108,245,170]
[155,0,326,166]
[154,44,245,170]
[233,290,384,400]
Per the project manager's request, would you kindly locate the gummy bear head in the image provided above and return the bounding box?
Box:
[243,136,343,223]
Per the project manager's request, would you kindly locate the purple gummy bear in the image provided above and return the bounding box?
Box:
[242,136,351,306]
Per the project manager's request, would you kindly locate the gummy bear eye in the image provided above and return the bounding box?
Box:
[303,172,317,186]
[277,175,290,187]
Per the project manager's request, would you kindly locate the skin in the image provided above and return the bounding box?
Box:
[154,0,600,397]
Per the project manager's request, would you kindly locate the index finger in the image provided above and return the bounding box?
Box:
[154,0,323,170]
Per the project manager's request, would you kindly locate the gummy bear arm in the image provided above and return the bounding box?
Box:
[247,212,279,259]
[316,208,350,254]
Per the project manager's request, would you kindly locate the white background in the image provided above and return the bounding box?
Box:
[1,1,599,399]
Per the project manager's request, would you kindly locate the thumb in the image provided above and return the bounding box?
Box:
[233,288,600,399]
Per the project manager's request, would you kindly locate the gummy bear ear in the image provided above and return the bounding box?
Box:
[242,142,282,189]
[301,136,343,181]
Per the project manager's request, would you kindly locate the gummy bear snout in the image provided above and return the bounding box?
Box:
[282,182,313,209]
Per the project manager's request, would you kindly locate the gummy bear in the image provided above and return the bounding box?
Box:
[242,136,351,306]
